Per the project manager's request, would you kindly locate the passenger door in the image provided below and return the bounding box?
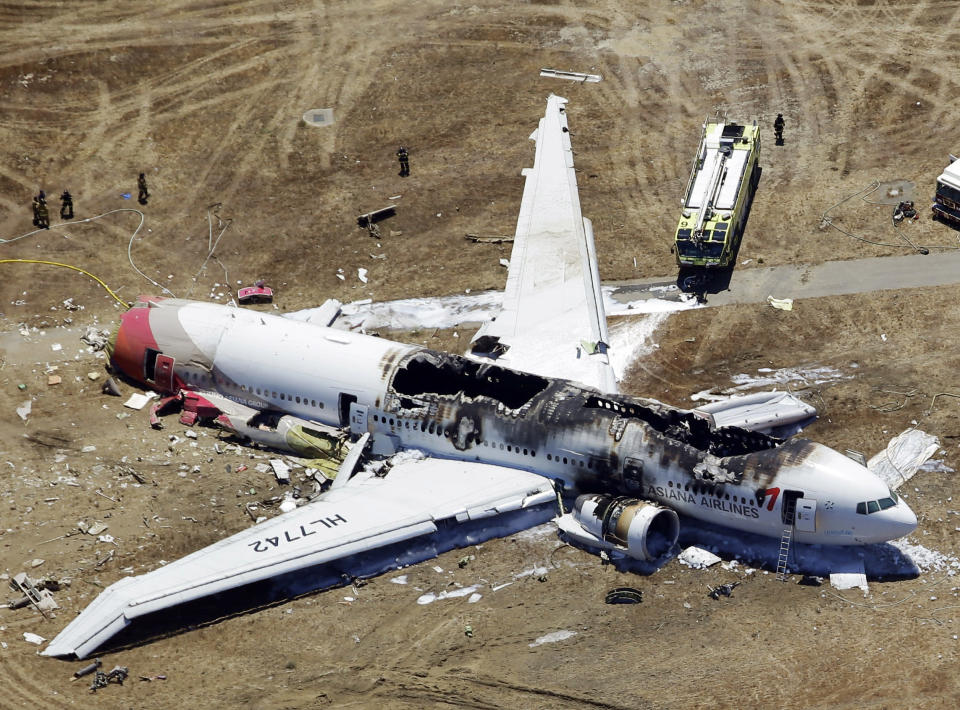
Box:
[795,498,817,533]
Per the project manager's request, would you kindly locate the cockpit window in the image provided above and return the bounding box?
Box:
[857,492,900,515]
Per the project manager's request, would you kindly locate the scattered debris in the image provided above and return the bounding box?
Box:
[86,371,101,381]
[238,280,274,304]
[357,205,396,229]
[9,572,59,613]
[72,659,102,680]
[358,268,368,284]
[84,522,109,536]
[270,459,291,484]
[678,546,721,569]
[798,575,823,586]
[23,632,46,645]
[102,377,122,396]
[464,233,515,243]
[458,554,475,568]
[81,327,111,350]
[868,429,939,489]
[893,200,918,223]
[707,582,740,600]
[528,630,577,647]
[464,624,474,638]
[605,587,643,604]
[16,400,31,421]
[539,68,602,83]
[90,665,128,692]
[829,559,869,594]
[124,391,159,410]
[47,374,61,386]
[766,296,794,311]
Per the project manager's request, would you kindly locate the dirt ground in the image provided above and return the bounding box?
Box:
[2,0,960,708]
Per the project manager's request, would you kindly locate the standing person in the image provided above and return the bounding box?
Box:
[36,199,50,229]
[396,146,409,177]
[31,196,40,226]
[60,190,74,220]
[137,172,150,204]
[773,113,785,145]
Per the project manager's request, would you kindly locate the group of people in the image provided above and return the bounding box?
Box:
[29,173,151,227]
[30,190,72,229]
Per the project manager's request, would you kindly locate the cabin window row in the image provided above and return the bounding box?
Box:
[545,453,593,470]
[369,414,538,458]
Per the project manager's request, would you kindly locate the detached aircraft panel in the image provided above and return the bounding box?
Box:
[471,94,615,393]
[43,459,555,658]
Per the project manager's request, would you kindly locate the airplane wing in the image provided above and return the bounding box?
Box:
[469,94,616,393]
[42,458,556,658]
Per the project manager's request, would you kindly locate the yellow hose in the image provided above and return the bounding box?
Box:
[0,258,129,308]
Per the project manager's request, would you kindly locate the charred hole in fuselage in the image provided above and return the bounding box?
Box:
[392,351,549,409]
[585,394,780,456]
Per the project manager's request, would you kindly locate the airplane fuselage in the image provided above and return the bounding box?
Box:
[111,298,917,546]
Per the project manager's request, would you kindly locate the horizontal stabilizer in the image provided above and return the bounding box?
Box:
[42,459,555,658]
[692,391,816,437]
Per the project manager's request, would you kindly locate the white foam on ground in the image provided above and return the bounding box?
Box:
[890,539,960,573]
[608,313,669,381]
[529,630,577,647]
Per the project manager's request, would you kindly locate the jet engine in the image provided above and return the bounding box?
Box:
[556,494,679,561]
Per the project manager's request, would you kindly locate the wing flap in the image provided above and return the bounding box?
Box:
[42,459,555,658]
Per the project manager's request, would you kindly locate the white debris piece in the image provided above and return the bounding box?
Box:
[529,630,577,647]
[270,459,291,483]
[81,445,96,453]
[830,570,869,594]
[678,546,721,569]
[30,558,44,568]
[278,495,297,514]
[868,429,940,490]
[499,258,510,268]
[23,632,46,645]
[86,522,108,536]
[416,585,481,605]
[51,342,62,352]
[766,296,794,311]
[467,593,482,603]
[357,268,368,283]
[123,391,159,410]
[16,400,31,421]
[389,575,408,585]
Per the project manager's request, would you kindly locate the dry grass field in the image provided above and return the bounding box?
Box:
[2,1,960,707]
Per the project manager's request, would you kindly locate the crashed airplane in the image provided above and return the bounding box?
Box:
[43,95,916,658]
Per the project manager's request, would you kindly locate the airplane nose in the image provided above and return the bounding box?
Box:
[872,499,918,542]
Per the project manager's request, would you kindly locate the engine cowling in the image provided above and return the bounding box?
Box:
[558,494,679,561]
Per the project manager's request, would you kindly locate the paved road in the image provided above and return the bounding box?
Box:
[608,250,960,307]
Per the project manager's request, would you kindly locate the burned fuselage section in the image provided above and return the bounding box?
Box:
[366,347,819,538]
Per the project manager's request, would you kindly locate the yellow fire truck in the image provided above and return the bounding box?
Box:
[674,117,760,268]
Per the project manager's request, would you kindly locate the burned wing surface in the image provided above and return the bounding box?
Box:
[469,94,615,392]
[42,460,556,658]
